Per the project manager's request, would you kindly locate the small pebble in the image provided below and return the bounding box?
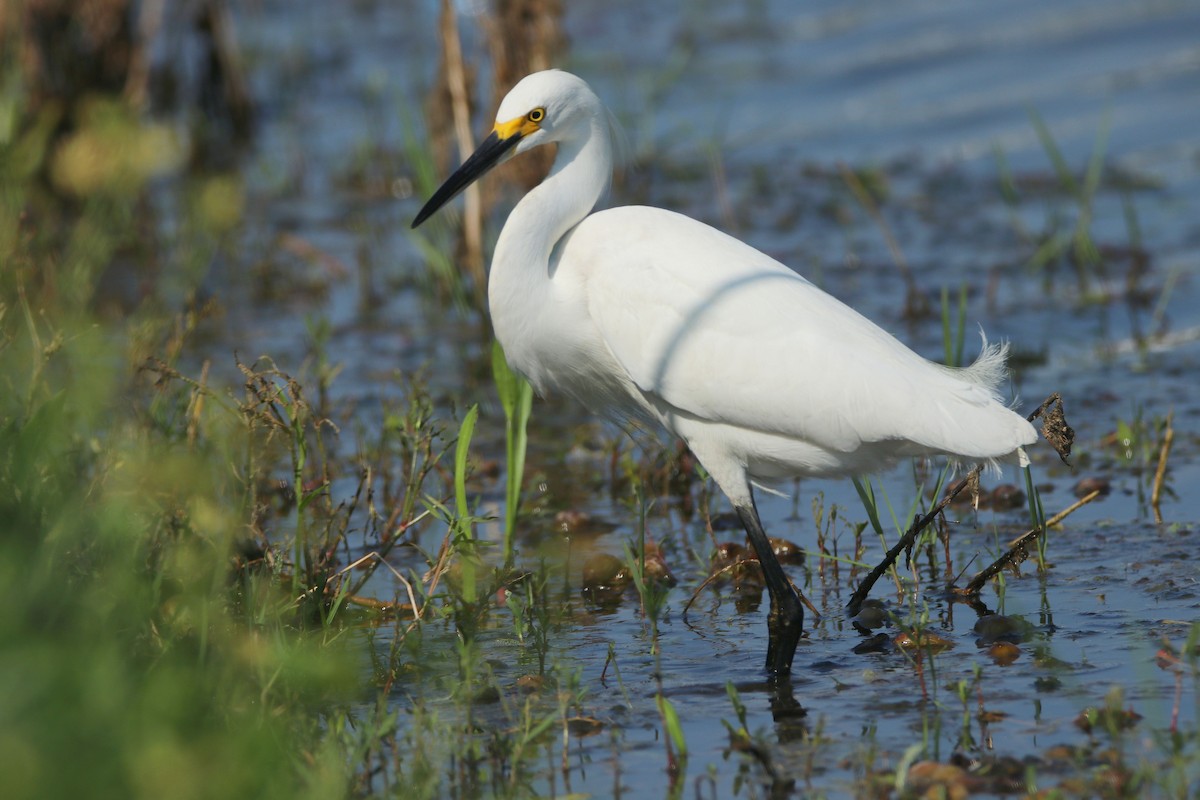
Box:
[973,613,1030,644]
[988,641,1021,666]
[989,483,1026,511]
[515,674,544,692]
[1073,476,1111,498]
[581,553,630,593]
[852,600,889,631]
[770,537,805,565]
[710,541,746,572]
[894,630,954,652]
[906,761,971,800]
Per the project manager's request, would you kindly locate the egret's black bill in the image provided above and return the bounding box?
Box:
[411,131,521,228]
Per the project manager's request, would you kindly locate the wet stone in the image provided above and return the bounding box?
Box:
[894,630,954,652]
[640,541,677,587]
[1073,475,1111,498]
[515,674,544,693]
[906,761,972,800]
[770,536,805,564]
[989,483,1026,511]
[851,599,889,631]
[710,541,746,572]
[988,641,1021,665]
[581,553,631,595]
[973,613,1032,644]
[565,716,605,737]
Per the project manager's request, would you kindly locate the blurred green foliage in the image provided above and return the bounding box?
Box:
[0,54,359,800]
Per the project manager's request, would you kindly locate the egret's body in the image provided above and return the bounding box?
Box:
[414,70,1038,675]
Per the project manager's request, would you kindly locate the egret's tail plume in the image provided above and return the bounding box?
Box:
[958,332,1010,396]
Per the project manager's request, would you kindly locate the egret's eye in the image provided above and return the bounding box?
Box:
[528,107,545,123]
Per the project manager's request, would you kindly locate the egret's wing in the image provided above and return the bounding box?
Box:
[573,207,1022,457]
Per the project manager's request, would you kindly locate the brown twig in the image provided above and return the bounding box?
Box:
[682,560,818,622]
[682,561,741,620]
[185,359,210,446]
[1151,410,1174,523]
[956,489,1101,596]
[420,526,456,619]
[438,0,486,306]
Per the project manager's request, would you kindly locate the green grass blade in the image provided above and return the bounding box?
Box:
[940,284,968,368]
[492,340,534,565]
[1027,107,1078,198]
[725,680,748,729]
[1022,464,1049,569]
[1081,108,1111,203]
[853,476,885,539]
[492,339,518,415]
[454,404,479,603]
[454,405,479,524]
[657,693,688,758]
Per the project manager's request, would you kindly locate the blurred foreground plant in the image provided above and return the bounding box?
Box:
[0,72,366,800]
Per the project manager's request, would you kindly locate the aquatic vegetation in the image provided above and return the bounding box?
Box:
[491,340,533,565]
[3,2,1200,798]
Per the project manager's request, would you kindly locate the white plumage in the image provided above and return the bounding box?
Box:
[414,70,1038,674]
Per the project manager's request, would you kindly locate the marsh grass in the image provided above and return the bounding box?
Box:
[940,283,968,368]
[1114,404,1178,516]
[0,153,362,800]
[491,340,533,566]
[994,108,1165,314]
[6,19,1200,799]
[0,56,482,799]
[851,462,950,597]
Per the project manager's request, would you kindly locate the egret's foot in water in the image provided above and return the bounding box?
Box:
[736,499,805,676]
[766,589,805,675]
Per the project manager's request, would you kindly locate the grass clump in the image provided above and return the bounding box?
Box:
[0,67,365,800]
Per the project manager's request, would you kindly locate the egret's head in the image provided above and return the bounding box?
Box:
[494,70,600,155]
[412,70,602,228]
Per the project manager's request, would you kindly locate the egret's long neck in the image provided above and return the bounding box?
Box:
[487,113,612,388]
[487,115,611,386]
[491,117,612,290]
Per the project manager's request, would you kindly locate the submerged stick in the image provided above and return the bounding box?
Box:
[335,551,421,619]
[956,488,1101,596]
[846,465,982,618]
[683,559,819,623]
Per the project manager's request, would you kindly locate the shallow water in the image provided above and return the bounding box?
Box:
[209,0,1200,795]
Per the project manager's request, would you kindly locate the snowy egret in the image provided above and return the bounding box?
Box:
[412,70,1038,675]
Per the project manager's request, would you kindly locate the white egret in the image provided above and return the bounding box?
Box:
[412,70,1038,675]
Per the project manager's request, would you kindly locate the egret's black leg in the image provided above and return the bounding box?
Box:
[735,495,804,675]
